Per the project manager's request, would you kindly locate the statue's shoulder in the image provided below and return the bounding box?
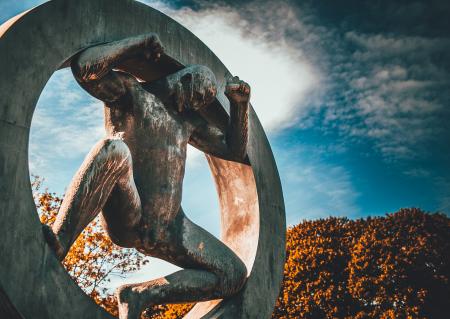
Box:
[114,70,140,88]
[114,71,156,102]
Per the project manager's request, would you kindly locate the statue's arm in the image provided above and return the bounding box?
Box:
[71,34,163,103]
[190,77,250,164]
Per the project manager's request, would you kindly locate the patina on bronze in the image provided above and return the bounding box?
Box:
[42,33,251,319]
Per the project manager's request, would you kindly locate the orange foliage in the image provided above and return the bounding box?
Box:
[144,304,194,319]
[273,208,450,319]
[347,209,450,318]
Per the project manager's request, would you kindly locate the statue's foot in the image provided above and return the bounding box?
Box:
[41,224,65,261]
[116,285,148,319]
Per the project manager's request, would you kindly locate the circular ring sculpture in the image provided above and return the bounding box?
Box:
[0,0,286,318]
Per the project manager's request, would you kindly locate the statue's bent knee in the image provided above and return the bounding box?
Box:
[96,137,132,166]
[221,257,247,296]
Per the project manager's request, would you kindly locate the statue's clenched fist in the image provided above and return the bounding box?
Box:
[140,33,164,61]
[225,76,251,104]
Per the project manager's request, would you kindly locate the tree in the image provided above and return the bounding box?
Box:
[273,209,450,319]
[272,217,365,319]
[347,209,450,318]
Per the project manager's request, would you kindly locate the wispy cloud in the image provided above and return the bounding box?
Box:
[331,31,450,162]
[141,0,320,132]
[30,69,104,192]
[275,144,360,223]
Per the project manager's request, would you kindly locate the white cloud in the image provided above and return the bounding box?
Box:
[320,31,450,162]
[30,69,105,192]
[346,31,450,59]
[142,1,320,132]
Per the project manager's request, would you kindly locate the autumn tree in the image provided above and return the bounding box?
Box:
[273,217,364,319]
[273,209,450,319]
[347,209,450,318]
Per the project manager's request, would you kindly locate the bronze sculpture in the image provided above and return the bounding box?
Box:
[42,33,251,319]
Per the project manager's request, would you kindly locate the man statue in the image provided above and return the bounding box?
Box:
[42,33,251,318]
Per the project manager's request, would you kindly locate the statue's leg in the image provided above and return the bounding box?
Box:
[115,209,247,319]
[44,137,140,260]
[100,177,142,248]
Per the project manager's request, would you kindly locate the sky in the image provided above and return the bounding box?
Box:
[2,0,450,284]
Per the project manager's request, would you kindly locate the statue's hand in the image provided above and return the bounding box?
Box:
[140,33,164,61]
[225,76,251,104]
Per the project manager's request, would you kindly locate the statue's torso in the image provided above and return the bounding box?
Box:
[104,83,192,229]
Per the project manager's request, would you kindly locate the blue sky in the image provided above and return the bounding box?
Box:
[2,0,450,284]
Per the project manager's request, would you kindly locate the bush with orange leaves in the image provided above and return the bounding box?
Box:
[273,208,450,319]
[143,304,194,319]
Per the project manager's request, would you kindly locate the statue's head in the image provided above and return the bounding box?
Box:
[166,65,217,112]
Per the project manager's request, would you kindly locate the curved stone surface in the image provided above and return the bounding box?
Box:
[0,0,286,318]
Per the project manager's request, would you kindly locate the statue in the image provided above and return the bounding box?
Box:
[42,33,251,319]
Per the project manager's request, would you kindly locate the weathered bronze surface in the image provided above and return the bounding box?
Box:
[0,1,285,318]
[44,34,251,318]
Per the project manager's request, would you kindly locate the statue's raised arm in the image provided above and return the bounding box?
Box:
[71,34,163,103]
[189,76,250,164]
